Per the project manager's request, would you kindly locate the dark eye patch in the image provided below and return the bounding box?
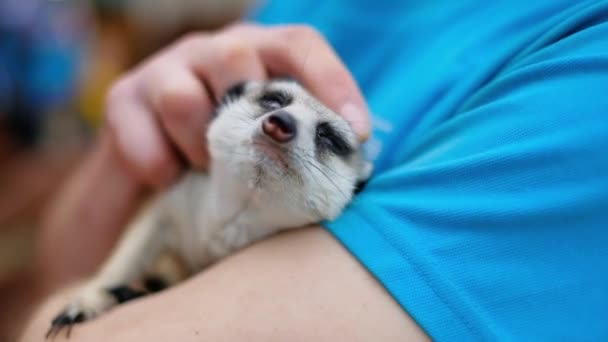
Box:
[258,90,292,110]
[220,81,247,106]
[315,122,353,158]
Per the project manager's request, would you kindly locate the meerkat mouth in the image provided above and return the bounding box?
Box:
[252,138,290,169]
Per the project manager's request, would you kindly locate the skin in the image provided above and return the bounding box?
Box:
[22,228,429,342]
[22,23,429,340]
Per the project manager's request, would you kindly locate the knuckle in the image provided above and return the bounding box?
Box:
[105,76,133,106]
[222,22,259,35]
[155,82,197,122]
[214,38,254,66]
[104,76,135,122]
[280,25,324,43]
[174,32,207,51]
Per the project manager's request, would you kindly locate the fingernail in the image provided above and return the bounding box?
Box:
[340,102,370,141]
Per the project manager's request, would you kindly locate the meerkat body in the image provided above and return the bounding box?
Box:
[47,79,371,337]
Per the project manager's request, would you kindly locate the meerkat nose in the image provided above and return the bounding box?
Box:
[263,111,297,143]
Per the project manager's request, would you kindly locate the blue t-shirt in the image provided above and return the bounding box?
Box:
[253,1,608,340]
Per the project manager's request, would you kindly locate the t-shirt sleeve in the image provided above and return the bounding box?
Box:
[325,16,608,341]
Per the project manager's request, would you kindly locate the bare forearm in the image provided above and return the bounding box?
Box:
[21,227,428,342]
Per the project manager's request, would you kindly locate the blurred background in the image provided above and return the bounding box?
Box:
[0,0,252,339]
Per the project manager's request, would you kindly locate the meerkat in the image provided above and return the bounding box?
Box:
[46,79,372,338]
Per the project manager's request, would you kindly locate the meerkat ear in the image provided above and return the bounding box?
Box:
[354,159,373,194]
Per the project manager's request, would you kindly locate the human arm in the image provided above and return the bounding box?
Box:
[22,227,429,342]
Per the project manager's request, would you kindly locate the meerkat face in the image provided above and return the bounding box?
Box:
[207,79,372,221]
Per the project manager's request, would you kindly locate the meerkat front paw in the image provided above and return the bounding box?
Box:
[45,284,146,339]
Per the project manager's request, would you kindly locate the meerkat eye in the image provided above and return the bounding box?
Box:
[258,90,291,110]
[315,122,353,157]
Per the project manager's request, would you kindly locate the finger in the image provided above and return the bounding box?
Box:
[249,25,370,140]
[105,78,182,188]
[142,62,213,169]
[178,33,267,102]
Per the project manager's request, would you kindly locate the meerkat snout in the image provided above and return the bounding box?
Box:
[262,111,297,143]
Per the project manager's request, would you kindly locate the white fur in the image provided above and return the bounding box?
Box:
[50,80,370,329]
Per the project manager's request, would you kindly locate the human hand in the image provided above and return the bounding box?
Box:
[105,23,370,187]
